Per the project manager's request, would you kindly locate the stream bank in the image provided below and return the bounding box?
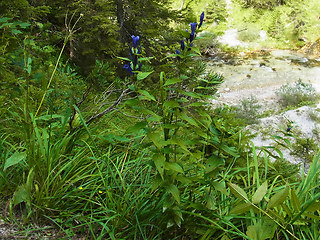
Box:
[204,48,320,166]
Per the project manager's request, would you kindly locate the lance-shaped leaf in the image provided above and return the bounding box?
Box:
[212,181,229,196]
[252,181,268,204]
[138,90,156,101]
[230,202,252,214]
[290,189,301,213]
[126,121,148,134]
[167,184,180,204]
[137,71,153,80]
[153,153,165,180]
[164,78,182,86]
[267,186,289,209]
[4,152,26,171]
[164,162,184,173]
[227,182,249,202]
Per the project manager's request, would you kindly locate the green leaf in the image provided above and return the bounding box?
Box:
[305,201,320,212]
[164,162,184,173]
[167,184,180,204]
[163,100,180,108]
[18,22,30,29]
[117,56,131,61]
[138,57,154,62]
[206,195,216,210]
[153,153,165,180]
[0,17,11,23]
[137,71,153,81]
[12,29,22,34]
[220,144,239,158]
[176,175,192,184]
[227,182,249,201]
[163,195,175,212]
[151,175,163,192]
[169,138,189,152]
[205,156,224,173]
[164,78,182,86]
[138,90,156,101]
[212,181,229,196]
[252,181,268,204]
[267,186,289,209]
[179,75,188,80]
[13,185,30,206]
[302,213,320,220]
[4,152,26,171]
[179,30,191,39]
[181,91,201,99]
[230,203,252,214]
[126,121,147,134]
[147,131,164,149]
[179,112,198,127]
[246,225,258,240]
[247,219,276,240]
[290,189,301,213]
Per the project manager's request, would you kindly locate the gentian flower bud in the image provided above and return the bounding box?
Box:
[138,45,142,54]
[131,35,140,48]
[180,40,185,50]
[198,12,204,29]
[190,23,197,35]
[190,33,195,42]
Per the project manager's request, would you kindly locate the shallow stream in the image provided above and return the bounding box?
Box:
[206,49,320,106]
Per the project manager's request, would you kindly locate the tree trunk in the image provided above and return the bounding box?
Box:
[116,0,126,43]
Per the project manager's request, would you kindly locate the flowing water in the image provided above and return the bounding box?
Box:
[206,49,320,106]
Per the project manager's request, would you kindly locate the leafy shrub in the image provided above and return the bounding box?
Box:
[233,95,262,124]
[276,80,317,108]
[238,25,261,42]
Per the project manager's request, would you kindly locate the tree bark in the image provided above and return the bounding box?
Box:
[116,0,126,43]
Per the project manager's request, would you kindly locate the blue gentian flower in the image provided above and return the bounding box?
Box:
[180,40,185,50]
[190,23,197,35]
[198,12,204,29]
[138,45,142,54]
[188,42,193,51]
[123,63,133,74]
[131,35,140,48]
[175,49,181,60]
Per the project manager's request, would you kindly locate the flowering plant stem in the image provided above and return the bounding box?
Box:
[35,14,82,118]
